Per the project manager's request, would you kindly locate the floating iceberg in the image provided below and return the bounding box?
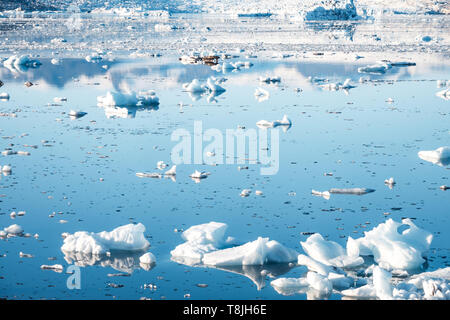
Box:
[170,221,228,266]
[0,93,10,100]
[171,222,297,267]
[61,223,150,255]
[139,252,156,265]
[347,218,433,271]
[97,91,139,107]
[202,237,299,267]
[329,188,375,195]
[358,62,392,74]
[311,190,331,200]
[301,233,364,268]
[97,91,160,108]
[3,224,24,235]
[418,147,450,166]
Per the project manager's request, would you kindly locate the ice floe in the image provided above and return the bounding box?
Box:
[256,115,291,129]
[418,146,450,166]
[139,252,156,265]
[3,224,24,236]
[69,110,87,119]
[202,237,299,267]
[61,223,150,255]
[329,188,375,195]
[97,90,160,108]
[300,233,364,268]
[171,222,297,267]
[41,264,64,273]
[347,218,433,271]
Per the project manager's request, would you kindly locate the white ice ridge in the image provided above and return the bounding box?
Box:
[170,221,298,266]
[97,90,159,107]
[418,146,450,166]
[61,223,150,255]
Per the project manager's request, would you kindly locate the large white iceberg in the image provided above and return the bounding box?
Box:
[202,237,299,266]
[171,222,298,267]
[346,218,433,271]
[170,221,228,265]
[61,223,150,255]
[300,233,364,268]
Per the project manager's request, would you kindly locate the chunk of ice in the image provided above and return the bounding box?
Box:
[61,223,150,255]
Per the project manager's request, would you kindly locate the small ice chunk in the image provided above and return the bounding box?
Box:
[164,165,176,176]
[4,224,23,235]
[311,190,331,200]
[69,110,87,119]
[270,277,309,294]
[136,172,162,178]
[306,272,333,295]
[373,266,393,300]
[436,88,450,100]
[97,91,139,107]
[240,189,252,197]
[139,252,156,265]
[256,115,291,129]
[329,188,375,195]
[157,161,168,170]
[189,170,210,179]
[40,264,64,272]
[358,62,392,74]
[2,165,12,173]
[182,79,207,93]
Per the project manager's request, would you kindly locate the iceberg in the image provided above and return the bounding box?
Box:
[61,223,150,255]
[171,222,298,267]
[346,218,433,271]
[170,222,228,266]
[418,146,450,166]
[202,237,299,267]
[300,233,364,268]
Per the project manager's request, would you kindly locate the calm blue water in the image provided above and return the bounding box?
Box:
[0,56,449,299]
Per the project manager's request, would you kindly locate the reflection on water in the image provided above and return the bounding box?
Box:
[62,250,154,273]
[214,263,295,290]
[102,105,159,119]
